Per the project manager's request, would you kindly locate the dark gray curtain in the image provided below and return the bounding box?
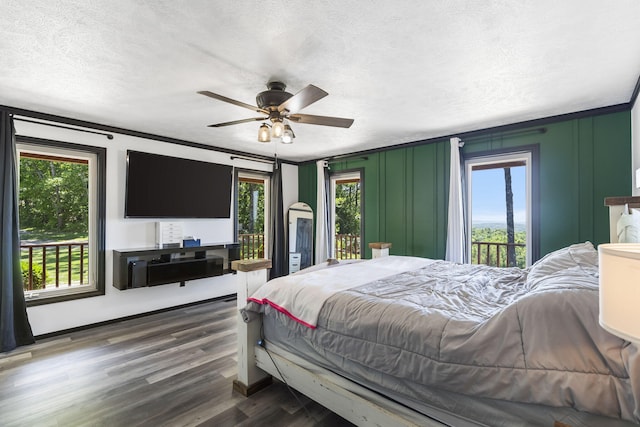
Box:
[0,112,34,352]
[269,159,287,279]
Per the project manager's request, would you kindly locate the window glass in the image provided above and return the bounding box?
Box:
[237,172,270,260]
[17,140,105,304]
[331,171,362,260]
[466,153,531,268]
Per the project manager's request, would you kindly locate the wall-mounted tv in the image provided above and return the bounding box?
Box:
[125,150,233,218]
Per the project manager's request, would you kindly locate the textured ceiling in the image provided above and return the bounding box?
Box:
[1,1,639,161]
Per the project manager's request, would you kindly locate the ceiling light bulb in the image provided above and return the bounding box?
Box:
[258,123,271,143]
[272,120,284,138]
[281,125,295,144]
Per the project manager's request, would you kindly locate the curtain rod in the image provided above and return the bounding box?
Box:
[328,156,368,164]
[230,155,274,164]
[462,127,546,143]
[13,117,114,140]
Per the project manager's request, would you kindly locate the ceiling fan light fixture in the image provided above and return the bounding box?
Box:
[272,120,284,138]
[199,82,354,144]
[281,125,295,144]
[258,123,271,143]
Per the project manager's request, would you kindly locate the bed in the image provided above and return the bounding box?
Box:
[231,202,640,426]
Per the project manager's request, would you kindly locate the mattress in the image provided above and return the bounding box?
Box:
[245,243,640,426]
[263,317,636,427]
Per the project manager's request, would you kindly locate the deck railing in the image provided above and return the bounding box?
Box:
[239,233,265,260]
[19,238,525,289]
[17,236,515,281]
[238,233,363,261]
[472,241,526,268]
[20,242,89,291]
[335,234,360,260]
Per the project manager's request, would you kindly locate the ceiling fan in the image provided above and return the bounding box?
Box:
[198,81,354,143]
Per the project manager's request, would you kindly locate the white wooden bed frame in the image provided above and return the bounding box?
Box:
[231,254,446,427]
[231,199,638,426]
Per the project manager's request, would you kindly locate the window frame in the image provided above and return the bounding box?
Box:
[464,145,540,266]
[234,168,271,259]
[329,168,364,259]
[17,136,106,306]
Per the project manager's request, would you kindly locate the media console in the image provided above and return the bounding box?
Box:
[112,243,240,290]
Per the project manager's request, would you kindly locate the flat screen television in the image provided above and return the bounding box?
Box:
[125,150,233,218]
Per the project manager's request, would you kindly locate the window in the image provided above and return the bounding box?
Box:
[465,148,538,267]
[330,170,363,259]
[236,170,270,260]
[17,138,105,305]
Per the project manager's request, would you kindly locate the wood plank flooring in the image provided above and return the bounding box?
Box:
[0,298,354,427]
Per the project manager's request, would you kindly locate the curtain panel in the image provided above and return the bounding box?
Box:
[445,137,468,264]
[268,159,287,279]
[0,112,35,352]
[315,160,331,264]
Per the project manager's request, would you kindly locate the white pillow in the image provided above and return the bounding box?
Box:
[527,242,598,285]
[618,208,640,243]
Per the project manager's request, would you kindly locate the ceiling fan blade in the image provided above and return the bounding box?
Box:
[288,113,354,128]
[198,90,268,114]
[278,84,328,114]
[207,117,266,127]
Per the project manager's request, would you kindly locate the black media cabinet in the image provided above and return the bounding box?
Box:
[112,243,240,290]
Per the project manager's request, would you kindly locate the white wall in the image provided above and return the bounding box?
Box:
[15,120,297,335]
[633,100,640,196]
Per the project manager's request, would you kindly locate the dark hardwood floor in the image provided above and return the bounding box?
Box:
[0,298,354,427]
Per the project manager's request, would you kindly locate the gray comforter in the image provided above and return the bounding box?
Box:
[248,242,640,422]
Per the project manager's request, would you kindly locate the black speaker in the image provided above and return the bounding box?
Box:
[228,245,240,266]
[128,260,148,288]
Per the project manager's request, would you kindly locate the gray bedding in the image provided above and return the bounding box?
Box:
[248,242,640,424]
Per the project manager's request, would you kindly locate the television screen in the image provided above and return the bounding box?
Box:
[125,150,233,218]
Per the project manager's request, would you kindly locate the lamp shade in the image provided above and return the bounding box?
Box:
[599,243,640,343]
[272,120,284,138]
[281,125,295,144]
[258,123,271,143]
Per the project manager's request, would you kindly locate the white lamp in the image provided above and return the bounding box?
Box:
[271,120,284,138]
[281,125,295,144]
[599,243,640,343]
[257,123,271,143]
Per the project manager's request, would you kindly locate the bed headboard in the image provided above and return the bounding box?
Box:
[604,196,640,242]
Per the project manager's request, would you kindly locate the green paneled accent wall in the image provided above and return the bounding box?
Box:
[298,110,631,260]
